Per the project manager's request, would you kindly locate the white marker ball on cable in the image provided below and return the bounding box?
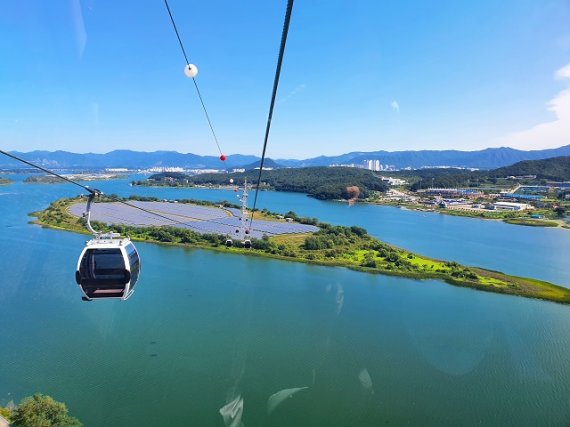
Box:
[229,178,234,184]
[184,64,198,78]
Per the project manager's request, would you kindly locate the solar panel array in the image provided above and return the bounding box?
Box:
[68,201,318,239]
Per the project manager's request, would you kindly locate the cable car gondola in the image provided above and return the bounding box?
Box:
[76,236,140,301]
[74,191,141,301]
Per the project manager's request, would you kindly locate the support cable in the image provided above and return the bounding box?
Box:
[0,150,96,195]
[163,0,224,157]
[0,149,266,234]
[249,0,294,225]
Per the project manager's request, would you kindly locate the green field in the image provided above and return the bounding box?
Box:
[503,218,560,227]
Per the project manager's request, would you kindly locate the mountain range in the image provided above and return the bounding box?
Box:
[1,145,569,170]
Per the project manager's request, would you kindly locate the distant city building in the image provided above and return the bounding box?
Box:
[506,175,537,180]
[148,167,185,173]
[192,169,222,174]
[105,168,129,172]
[381,177,407,186]
[363,159,381,171]
[419,188,483,198]
[330,163,361,168]
[329,162,396,171]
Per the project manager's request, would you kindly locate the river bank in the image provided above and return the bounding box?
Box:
[362,198,570,229]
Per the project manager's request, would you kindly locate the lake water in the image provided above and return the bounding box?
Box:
[1,176,570,426]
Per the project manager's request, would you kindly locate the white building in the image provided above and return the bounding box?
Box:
[363,159,381,171]
[148,166,185,173]
[492,202,532,211]
[381,177,407,186]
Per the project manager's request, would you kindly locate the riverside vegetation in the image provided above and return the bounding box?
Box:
[31,196,570,305]
[133,167,388,200]
[0,393,81,426]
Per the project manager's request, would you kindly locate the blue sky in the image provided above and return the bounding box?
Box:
[0,0,569,158]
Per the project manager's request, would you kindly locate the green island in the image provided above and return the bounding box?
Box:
[32,196,570,305]
[24,173,120,183]
[0,177,12,185]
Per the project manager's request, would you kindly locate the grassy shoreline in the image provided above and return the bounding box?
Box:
[31,196,570,305]
[363,199,569,229]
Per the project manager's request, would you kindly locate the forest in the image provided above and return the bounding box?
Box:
[392,156,570,190]
[138,167,389,200]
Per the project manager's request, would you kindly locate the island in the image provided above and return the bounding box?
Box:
[0,177,12,185]
[31,195,570,305]
[24,173,121,184]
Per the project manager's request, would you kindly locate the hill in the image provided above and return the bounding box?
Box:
[489,156,570,181]
[2,145,570,170]
[388,156,570,190]
[239,158,283,170]
[0,150,258,169]
[144,167,388,200]
[280,145,570,169]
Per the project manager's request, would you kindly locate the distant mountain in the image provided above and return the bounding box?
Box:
[1,145,569,170]
[279,145,570,169]
[0,150,258,169]
[489,156,570,181]
[239,158,283,171]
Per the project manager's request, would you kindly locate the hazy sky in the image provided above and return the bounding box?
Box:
[1,0,569,158]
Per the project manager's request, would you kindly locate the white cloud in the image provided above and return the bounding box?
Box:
[556,63,570,80]
[390,100,400,113]
[498,63,570,150]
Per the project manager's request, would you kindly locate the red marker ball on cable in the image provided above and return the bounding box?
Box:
[220,154,227,161]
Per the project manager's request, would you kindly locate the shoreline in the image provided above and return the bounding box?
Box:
[30,196,570,305]
[133,182,569,230]
[362,199,569,229]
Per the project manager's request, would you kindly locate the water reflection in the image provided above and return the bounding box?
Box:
[267,387,309,415]
[219,395,244,427]
[358,368,374,394]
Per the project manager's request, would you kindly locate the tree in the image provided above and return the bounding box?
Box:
[0,406,12,422]
[11,394,82,427]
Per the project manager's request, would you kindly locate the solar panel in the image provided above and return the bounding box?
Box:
[69,201,318,238]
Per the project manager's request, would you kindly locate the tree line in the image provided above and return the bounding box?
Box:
[139,167,388,201]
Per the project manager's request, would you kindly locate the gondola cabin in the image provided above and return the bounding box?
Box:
[75,237,140,301]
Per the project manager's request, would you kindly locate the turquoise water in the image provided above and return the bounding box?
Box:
[1,176,570,426]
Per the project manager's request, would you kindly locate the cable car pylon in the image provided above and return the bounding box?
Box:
[238,179,252,248]
[226,178,252,248]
